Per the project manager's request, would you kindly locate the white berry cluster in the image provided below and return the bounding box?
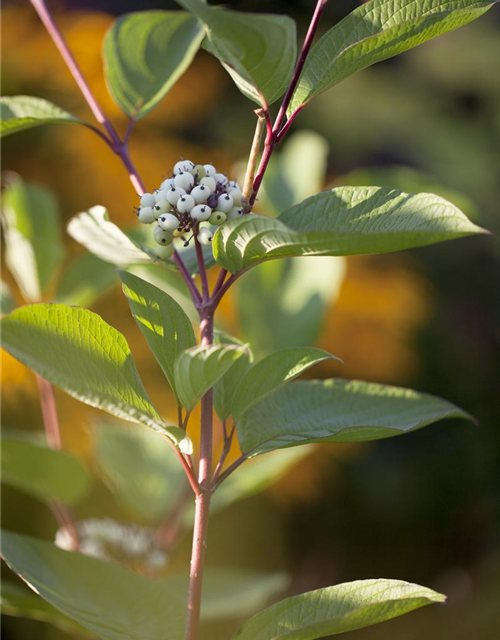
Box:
[136,160,244,260]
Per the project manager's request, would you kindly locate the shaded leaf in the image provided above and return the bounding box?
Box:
[1,280,16,315]
[213,331,253,421]
[0,96,87,137]
[238,379,472,456]
[56,252,117,307]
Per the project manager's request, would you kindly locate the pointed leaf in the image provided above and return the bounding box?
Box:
[1,304,191,452]
[176,0,296,107]
[289,0,497,114]
[0,96,87,137]
[175,344,247,411]
[1,437,91,505]
[232,347,340,421]
[119,271,196,401]
[2,177,64,302]
[233,578,446,640]
[104,11,204,119]
[213,187,487,273]
[213,331,253,421]
[238,379,472,456]
[0,531,187,640]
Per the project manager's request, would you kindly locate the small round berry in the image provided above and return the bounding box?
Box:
[215,173,229,187]
[191,204,212,222]
[191,164,206,180]
[137,206,156,224]
[174,160,195,175]
[153,225,174,246]
[166,187,186,206]
[209,211,227,226]
[140,193,156,208]
[198,227,213,245]
[154,190,168,203]
[174,171,195,191]
[227,187,243,206]
[191,185,210,204]
[177,194,196,214]
[228,180,241,189]
[154,199,171,215]
[160,178,175,191]
[217,193,234,213]
[228,206,244,219]
[155,243,175,260]
[203,164,217,178]
[158,213,180,231]
[200,176,216,192]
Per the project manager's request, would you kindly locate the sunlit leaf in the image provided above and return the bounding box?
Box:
[0,96,87,137]
[104,11,204,119]
[238,379,472,456]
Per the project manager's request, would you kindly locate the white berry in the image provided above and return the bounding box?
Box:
[177,194,196,214]
[161,178,174,190]
[215,173,229,187]
[209,211,227,226]
[140,193,156,208]
[191,204,212,222]
[227,187,243,206]
[217,193,234,213]
[155,243,175,259]
[137,206,155,224]
[200,176,216,192]
[228,206,244,219]
[154,190,168,203]
[154,199,171,215]
[174,171,195,191]
[158,213,180,231]
[198,227,213,245]
[153,225,174,246]
[191,185,210,204]
[174,160,195,175]
[166,187,186,206]
[203,164,217,178]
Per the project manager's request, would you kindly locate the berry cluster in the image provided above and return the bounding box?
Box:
[135,160,244,260]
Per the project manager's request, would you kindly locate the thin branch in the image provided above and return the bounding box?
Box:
[194,234,210,302]
[212,424,236,484]
[211,268,228,298]
[213,452,247,490]
[242,109,267,209]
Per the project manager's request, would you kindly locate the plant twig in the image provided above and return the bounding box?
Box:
[242,109,267,208]
[213,452,247,490]
[194,234,210,302]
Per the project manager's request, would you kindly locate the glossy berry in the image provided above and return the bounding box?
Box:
[160,178,174,191]
[198,227,213,245]
[166,187,186,206]
[177,194,196,214]
[154,200,171,217]
[228,207,244,219]
[140,193,156,208]
[191,164,206,180]
[200,176,216,192]
[191,185,210,204]
[203,164,217,178]
[174,160,195,175]
[154,190,168,203]
[209,211,227,226]
[215,172,229,187]
[158,213,179,231]
[217,193,234,213]
[138,207,156,224]
[153,225,174,245]
[155,243,175,260]
[174,171,195,191]
[191,204,212,222]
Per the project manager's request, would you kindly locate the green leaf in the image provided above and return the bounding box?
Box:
[1,437,91,505]
[175,344,247,411]
[56,252,117,307]
[119,271,196,402]
[238,379,473,456]
[1,177,65,302]
[0,96,87,137]
[95,422,186,522]
[232,347,340,422]
[1,280,16,315]
[213,187,487,273]
[177,239,216,274]
[104,11,204,119]
[1,304,191,453]
[1,531,187,640]
[232,578,446,639]
[213,332,253,421]
[176,0,296,107]
[289,0,497,114]
[67,206,158,267]
[1,582,90,636]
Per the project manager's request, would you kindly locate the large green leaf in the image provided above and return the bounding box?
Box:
[232,347,340,422]
[232,578,446,639]
[1,304,191,452]
[1,531,187,640]
[176,0,296,107]
[1,177,64,302]
[0,96,87,137]
[119,271,196,401]
[213,331,253,421]
[67,206,158,267]
[289,0,497,114]
[213,187,486,273]
[175,344,247,411]
[56,252,117,307]
[238,379,472,456]
[104,11,204,119]
[1,437,91,505]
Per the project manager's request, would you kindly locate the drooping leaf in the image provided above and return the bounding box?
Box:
[289,0,497,114]
[176,0,296,107]
[67,206,159,267]
[0,96,87,137]
[232,347,340,421]
[104,11,204,119]
[56,252,117,307]
[174,344,247,411]
[1,177,64,302]
[213,331,253,421]
[0,531,187,640]
[1,437,91,505]
[1,304,191,452]
[238,379,472,456]
[119,271,196,401]
[232,578,446,640]
[213,187,486,273]
[94,423,186,522]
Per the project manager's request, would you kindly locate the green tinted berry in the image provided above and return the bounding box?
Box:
[155,243,175,260]
[153,225,174,245]
[138,207,156,224]
[209,211,227,226]
[191,164,206,179]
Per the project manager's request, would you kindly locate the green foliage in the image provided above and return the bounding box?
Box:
[104,11,204,119]
[1,177,64,302]
[176,0,296,107]
[1,280,16,315]
[1,437,91,505]
[237,379,472,456]
[233,578,446,639]
[56,252,117,307]
[213,332,253,421]
[232,347,340,422]
[289,0,497,114]
[0,96,86,137]
[1,304,191,452]
[175,343,248,411]
[120,271,196,402]
[214,187,486,273]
